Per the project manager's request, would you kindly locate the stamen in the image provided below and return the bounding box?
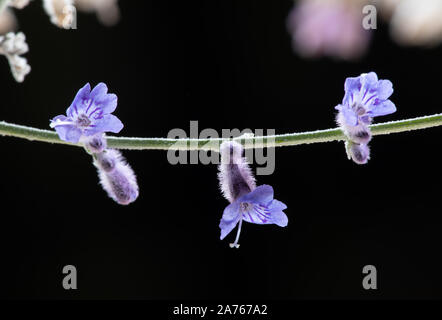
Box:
[229,218,243,249]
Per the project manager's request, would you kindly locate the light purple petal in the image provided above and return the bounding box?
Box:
[242,204,272,225]
[375,80,393,100]
[242,200,288,226]
[94,93,117,114]
[361,72,378,91]
[90,82,108,99]
[268,200,288,227]
[67,83,91,117]
[89,83,118,114]
[222,201,241,222]
[54,125,82,143]
[268,199,287,211]
[92,114,124,134]
[340,104,358,126]
[367,100,396,117]
[343,77,360,105]
[344,76,361,93]
[219,215,240,240]
[240,184,274,205]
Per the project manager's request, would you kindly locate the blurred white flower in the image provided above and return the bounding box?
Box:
[0,8,17,34]
[75,0,120,26]
[43,0,76,29]
[389,0,442,46]
[8,54,30,82]
[0,32,30,82]
[9,0,32,9]
[287,0,371,60]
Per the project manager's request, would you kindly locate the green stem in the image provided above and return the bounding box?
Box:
[1,113,442,151]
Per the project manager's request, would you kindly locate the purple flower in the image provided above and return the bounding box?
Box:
[218,141,288,248]
[220,185,288,248]
[50,83,123,143]
[335,72,396,165]
[336,72,396,144]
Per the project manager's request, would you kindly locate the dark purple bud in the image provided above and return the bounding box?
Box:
[348,142,370,165]
[85,134,107,153]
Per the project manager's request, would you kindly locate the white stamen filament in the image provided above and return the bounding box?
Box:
[230,217,243,249]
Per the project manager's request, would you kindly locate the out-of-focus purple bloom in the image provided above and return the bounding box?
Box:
[336,72,396,144]
[287,0,371,60]
[218,141,288,248]
[50,82,123,143]
[94,149,138,205]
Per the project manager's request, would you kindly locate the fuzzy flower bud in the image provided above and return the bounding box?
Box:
[347,141,370,165]
[218,140,256,203]
[94,149,138,205]
[84,134,107,154]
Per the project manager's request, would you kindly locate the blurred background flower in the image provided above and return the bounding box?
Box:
[75,0,120,26]
[389,0,442,46]
[287,0,372,60]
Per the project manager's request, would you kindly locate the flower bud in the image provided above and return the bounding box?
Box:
[218,141,256,203]
[94,149,139,205]
[348,142,370,165]
[84,134,107,154]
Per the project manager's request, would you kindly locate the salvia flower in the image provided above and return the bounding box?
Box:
[218,141,288,248]
[50,82,123,144]
[336,72,396,143]
[336,72,396,164]
[94,149,139,205]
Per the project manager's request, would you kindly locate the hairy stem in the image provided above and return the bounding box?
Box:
[1,113,442,151]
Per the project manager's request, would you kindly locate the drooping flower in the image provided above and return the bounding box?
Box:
[94,149,138,205]
[218,141,288,248]
[50,83,123,144]
[335,72,396,144]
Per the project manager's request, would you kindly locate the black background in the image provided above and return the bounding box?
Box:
[0,0,441,300]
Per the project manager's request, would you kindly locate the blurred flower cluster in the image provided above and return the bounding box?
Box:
[288,0,442,60]
[0,0,120,82]
[0,31,30,81]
